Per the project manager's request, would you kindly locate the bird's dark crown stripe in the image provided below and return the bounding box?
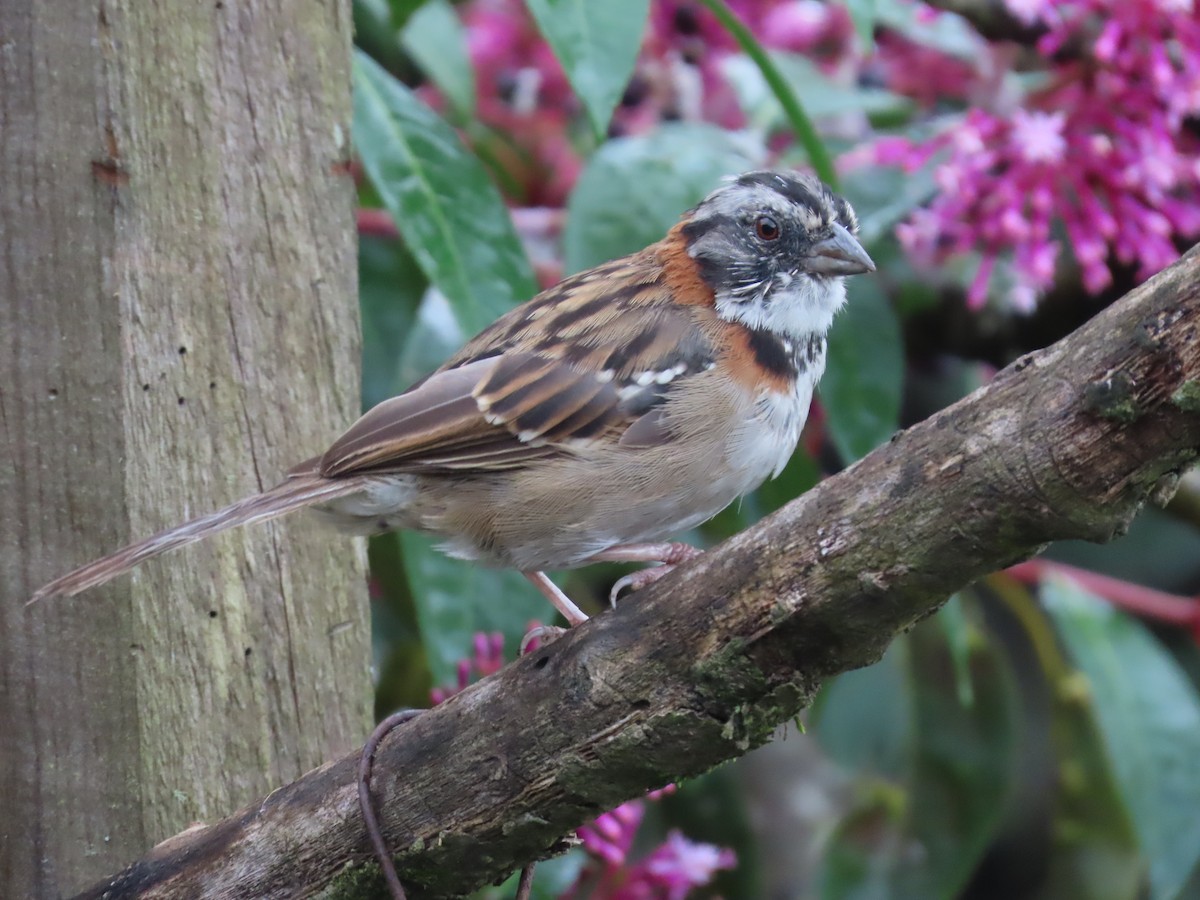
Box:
[735,172,825,215]
[681,213,738,244]
[833,196,857,231]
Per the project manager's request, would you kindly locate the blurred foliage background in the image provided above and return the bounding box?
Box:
[349,0,1200,896]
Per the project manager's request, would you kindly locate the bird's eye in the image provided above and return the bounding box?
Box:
[755,215,780,241]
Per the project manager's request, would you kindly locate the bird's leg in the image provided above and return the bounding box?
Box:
[522,570,589,624]
[520,570,589,653]
[587,541,703,606]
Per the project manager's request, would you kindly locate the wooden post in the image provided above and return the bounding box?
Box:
[0,2,370,895]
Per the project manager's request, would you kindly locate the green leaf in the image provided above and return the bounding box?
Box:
[754,448,821,514]
[402,533,560,686]
[355,0,392,33]
[899,622,1016,897]
[989,577,1143,900]
[368,534,433,715]
[359,235,427,411]
[396,287,467,388]
[822,276,903,463]
[843,0,878,50]
[816,620,1017,900]
[388,0,427,31]
[838,159,937,249]
[722,53,913,135]
[525,0,650,137]
[475,850,588,899]
[356,0,425,33]
[818,794,904,900]
[526,851,589,899]
[401,0,476,119]
[1042,577,1200,900]
[353,0,411,73]
[936,594,975,707]
[353,50,537,336]
[563,123,763,274]
[810,638,914,780]
[873,0,985,60]
[696,0,837,185]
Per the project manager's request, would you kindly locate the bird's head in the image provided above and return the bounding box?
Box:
[681,170,874,337]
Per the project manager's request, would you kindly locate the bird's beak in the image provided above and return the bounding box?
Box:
[806,222,875,276]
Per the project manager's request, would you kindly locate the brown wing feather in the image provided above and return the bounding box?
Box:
[320,359,513,476]
[475,354,621,445]
[320,242,719,478]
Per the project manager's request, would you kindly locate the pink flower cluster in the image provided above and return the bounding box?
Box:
[415,0,1200,310]
[870,0,1200,310]
[453,0,852,205]
[429,631,505,705]
[431,632,737,898]
[868,28,988,108]
[643,1,854,128]
[571,786,737,900]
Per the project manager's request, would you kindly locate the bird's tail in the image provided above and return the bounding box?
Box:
[29,474,365,605]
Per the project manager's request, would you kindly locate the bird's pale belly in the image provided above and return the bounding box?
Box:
[314,383,812,572]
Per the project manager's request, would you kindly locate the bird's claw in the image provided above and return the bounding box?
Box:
[520,624,566,655]
[609,564,677,607]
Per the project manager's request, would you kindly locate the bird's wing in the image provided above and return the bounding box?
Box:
[318,251,718,478]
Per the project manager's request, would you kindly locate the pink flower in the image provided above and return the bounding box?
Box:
[638,830,738,899]
[868,0,1200,309]
[576,800,646,868]
[432,645,732,898]
[436,0,861,202]
[430,631,505,705]
[872,29,987,107]
[1010,109,1066,164]
[762,1,831,52]
[575,785,678,870]
[570,781,739,898]
[1004,0,1053,26]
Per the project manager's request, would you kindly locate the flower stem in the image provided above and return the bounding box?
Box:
[1007,559,1199,628]
[697,0,838,187]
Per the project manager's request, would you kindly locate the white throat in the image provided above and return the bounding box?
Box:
[714,275,846,341]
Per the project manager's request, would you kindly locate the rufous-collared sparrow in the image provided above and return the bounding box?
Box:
[32,170,874,625]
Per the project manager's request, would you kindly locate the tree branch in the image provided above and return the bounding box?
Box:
[78,245,1200,899]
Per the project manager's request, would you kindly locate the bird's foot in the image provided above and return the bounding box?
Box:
[519,624,566,656]
[587,542,703,606]
[608,565,676,607]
